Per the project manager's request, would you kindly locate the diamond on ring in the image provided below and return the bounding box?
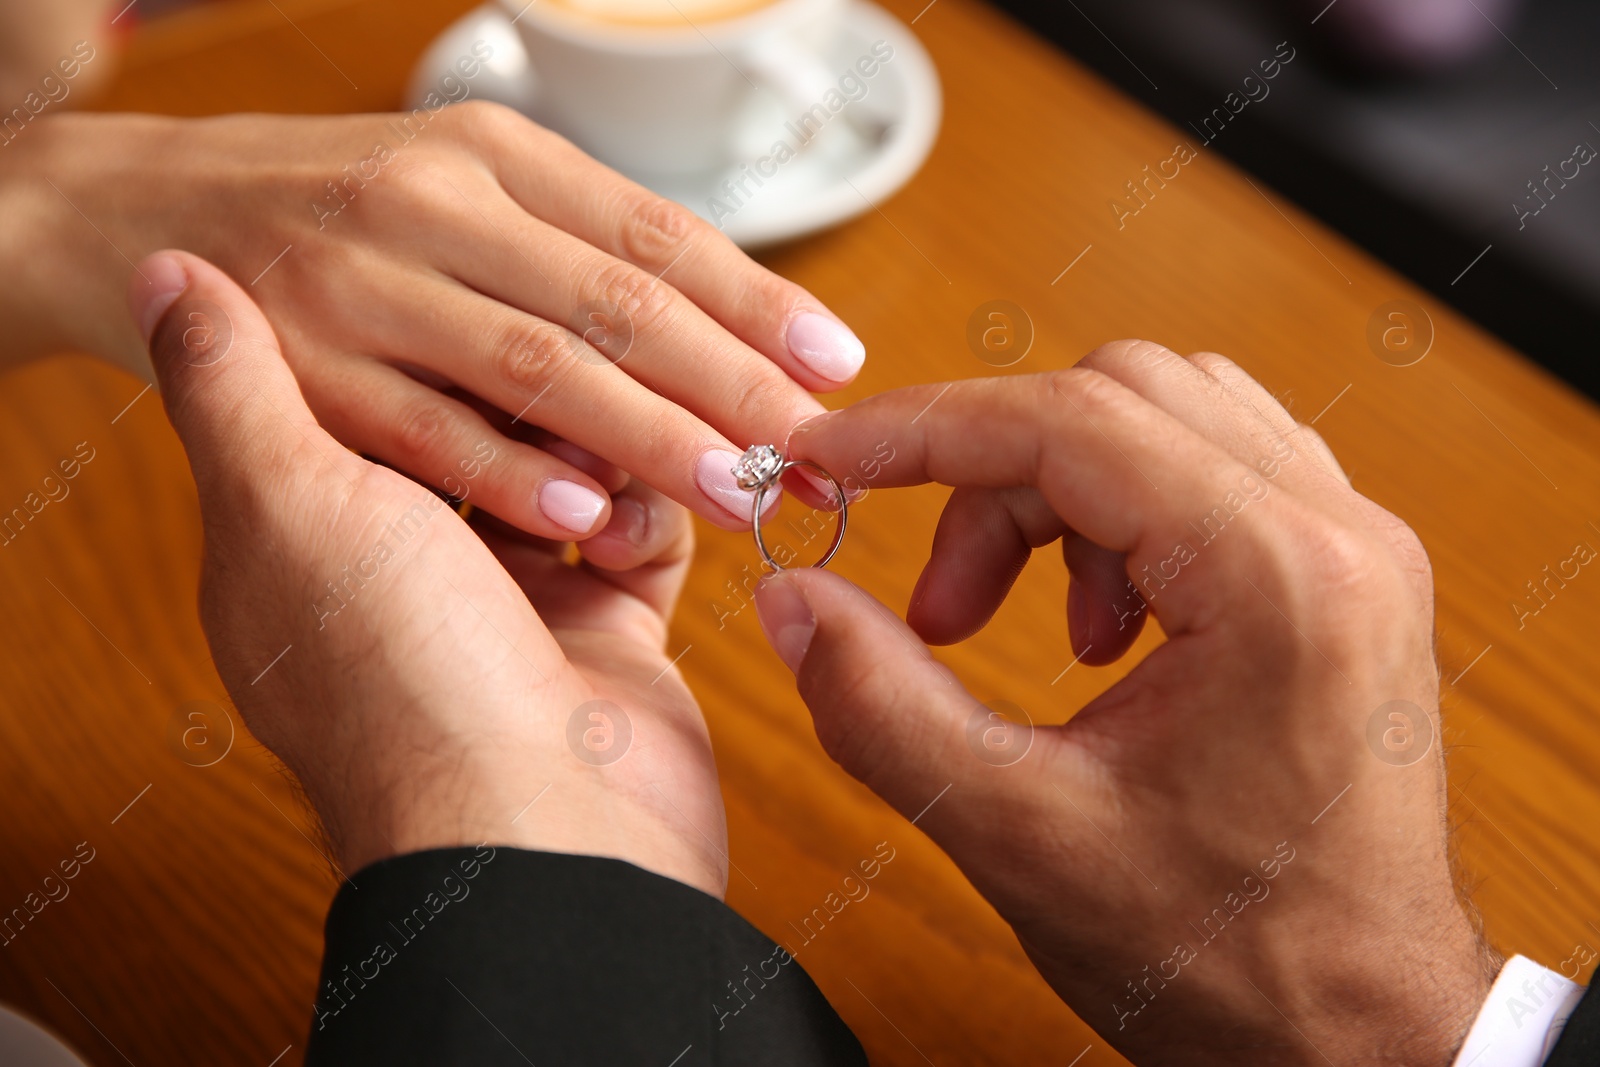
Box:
[732,444,783,490]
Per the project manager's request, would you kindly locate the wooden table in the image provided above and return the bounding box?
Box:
[4,0,1599,1063]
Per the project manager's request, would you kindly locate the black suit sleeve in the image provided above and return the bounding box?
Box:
[303,846,866,1066]
[1548,980,1600,1065]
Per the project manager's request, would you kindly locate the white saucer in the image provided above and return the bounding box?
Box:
[406,2,941,248]
[0,1005,90,1067]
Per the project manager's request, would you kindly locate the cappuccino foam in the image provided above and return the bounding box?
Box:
[542,0,778,26]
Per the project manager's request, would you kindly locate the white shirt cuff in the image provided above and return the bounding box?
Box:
[1452,954,1585,1067]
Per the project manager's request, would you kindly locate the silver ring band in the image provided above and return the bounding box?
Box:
[751,459,848,571]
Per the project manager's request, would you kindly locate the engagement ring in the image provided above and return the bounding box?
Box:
[732,444,848,571]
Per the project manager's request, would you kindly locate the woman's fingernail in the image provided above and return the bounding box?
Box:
[787,313,865,383]
[133,253,188,344]
[754,573,816,673]
[697,448,775,521]
[539,479,607,534]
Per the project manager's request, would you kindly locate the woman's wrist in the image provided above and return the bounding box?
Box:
[0,116,85,368]
[0,112,191,379]
[309,743,728,901]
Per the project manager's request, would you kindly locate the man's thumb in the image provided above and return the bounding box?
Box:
[128,250,343,499]
[754,568,1004,825]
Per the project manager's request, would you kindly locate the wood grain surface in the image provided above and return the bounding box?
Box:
[3,0,1598,1063]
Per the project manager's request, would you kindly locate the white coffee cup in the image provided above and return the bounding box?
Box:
[497,0,847,177]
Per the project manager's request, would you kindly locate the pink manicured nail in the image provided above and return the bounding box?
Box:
[697,448,782,521]
[754,573,816,673]
[787,313,865,383]
[133,253,188,343]
[539,480,606,534]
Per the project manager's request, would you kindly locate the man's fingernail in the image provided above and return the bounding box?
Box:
[133,253,188,344]
[754,573,816,673]
[787,313,865,384]
[697,448,781,522]
[784,409,837,456]
[544,439,613,482]
[600,495,649,546]
[539,479,607,534]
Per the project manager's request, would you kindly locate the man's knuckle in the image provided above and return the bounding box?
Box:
[1046,366,1122,413]
[1081,338,1172,374]
[1119,338,1178,370]
[1373,512,1435,598]
[1295,520,1381,599]
[1187,350,1238,379]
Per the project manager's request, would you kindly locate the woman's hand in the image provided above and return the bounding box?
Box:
[11,103,863,539]
[756,342,1496,1065]
[0,0,113,105]
[133,249,727,896]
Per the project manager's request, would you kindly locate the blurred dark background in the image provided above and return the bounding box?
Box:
[991,0,1600,399]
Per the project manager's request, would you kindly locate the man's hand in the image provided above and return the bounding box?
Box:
[132,250,727,897]
[756,341,1497,1065]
